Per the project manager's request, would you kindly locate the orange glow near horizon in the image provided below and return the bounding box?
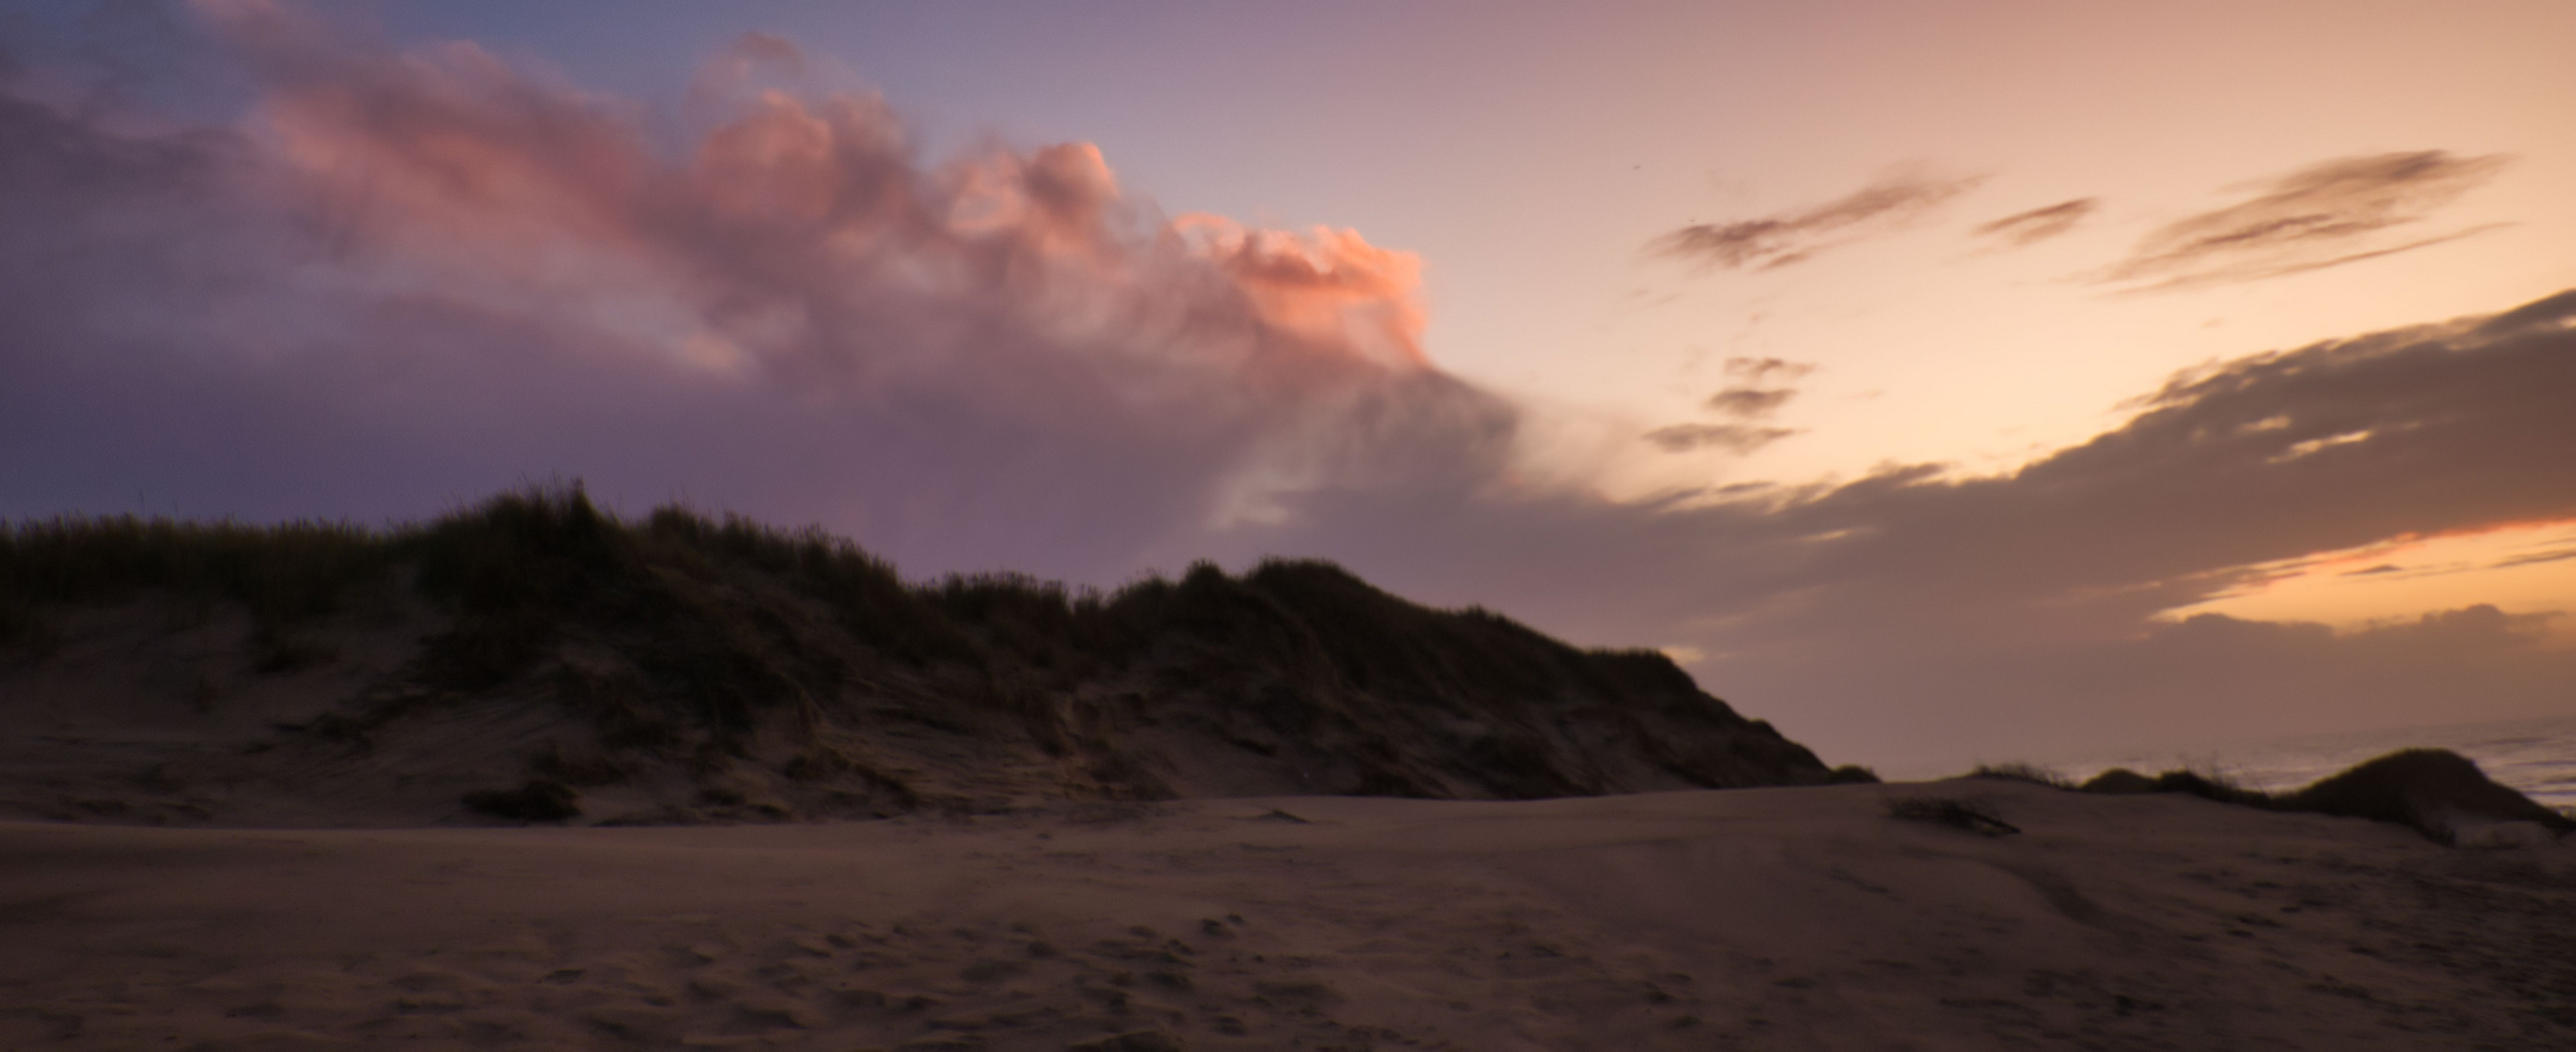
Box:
[2160,520,2576,639]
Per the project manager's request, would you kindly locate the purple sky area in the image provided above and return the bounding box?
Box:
[5,1,2573,773]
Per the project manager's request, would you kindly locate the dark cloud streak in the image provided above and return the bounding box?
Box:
[1724,357,1814,382]
[2105,151,2512,289]
[1702,387,1796,418]
[1642,423,1800,455]
[1972,197,2096,247]
[1657,355,1816,449]
[1651,171,1984,271]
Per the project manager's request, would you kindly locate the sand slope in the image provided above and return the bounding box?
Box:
[5,780,2570,1050]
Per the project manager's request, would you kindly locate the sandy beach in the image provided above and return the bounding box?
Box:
[6,781,2570,1051]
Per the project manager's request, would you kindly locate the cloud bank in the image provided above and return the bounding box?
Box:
[1228,287,2576,765]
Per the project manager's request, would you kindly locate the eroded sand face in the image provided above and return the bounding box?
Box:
[4,782,2571,1050]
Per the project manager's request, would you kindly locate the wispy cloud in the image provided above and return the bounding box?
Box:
[1642,423,1799,454]
[1650,171,1984,271]
[1703,387,1796,418]
[1702,357,1815,419]
[2491,546,2576,570]
[1724,356,1815,383]
[1648,356,1816,452]
[1971,198,2096,248]
[2104,151,2511,290]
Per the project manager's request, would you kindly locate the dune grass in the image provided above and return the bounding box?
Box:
[4,484,1847,809]
[0,485,1858,729]
[0,514,391,658]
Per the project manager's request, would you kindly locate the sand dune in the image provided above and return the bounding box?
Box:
[0,494,1846,829]
[5,781,2571,1050]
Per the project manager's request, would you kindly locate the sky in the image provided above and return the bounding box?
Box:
[4,0,2573,775]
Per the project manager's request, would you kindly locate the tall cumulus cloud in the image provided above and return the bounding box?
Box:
[0,2,1512,580]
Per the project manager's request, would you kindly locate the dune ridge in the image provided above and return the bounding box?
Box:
[0,487,1853,828]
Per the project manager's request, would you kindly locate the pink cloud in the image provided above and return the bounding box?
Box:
[208,5,1435,399]
[3,3,1501,581]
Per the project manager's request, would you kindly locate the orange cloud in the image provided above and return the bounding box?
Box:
[1175,215,1428,370]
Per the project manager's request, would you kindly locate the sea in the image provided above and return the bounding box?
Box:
[2047,713,2576,813]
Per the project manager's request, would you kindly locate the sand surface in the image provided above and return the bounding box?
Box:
[4,781,2572,1051]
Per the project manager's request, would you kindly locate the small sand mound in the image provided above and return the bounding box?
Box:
[2077,768,2156,794]
[2285,748,2574,845]
[2060,749,2567,845]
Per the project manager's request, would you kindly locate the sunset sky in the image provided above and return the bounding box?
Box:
[6,0,2572,774]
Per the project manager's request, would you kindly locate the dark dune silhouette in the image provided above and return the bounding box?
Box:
[2068,749,2572,845]
[2287,748,2574,841]
[0,486,1853,827]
